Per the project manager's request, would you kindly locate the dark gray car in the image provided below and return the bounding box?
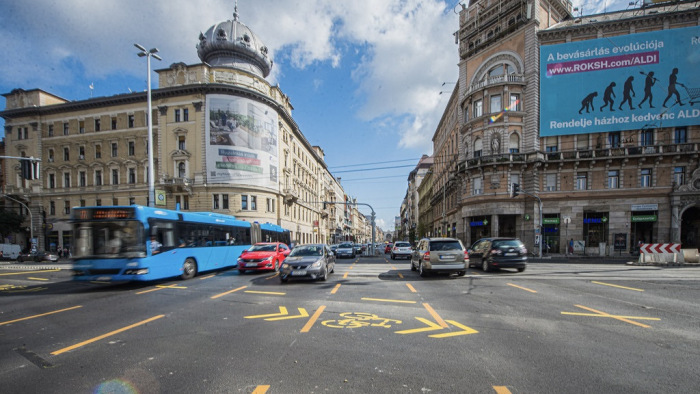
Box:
[410,237,468,277]
[280,244,335,282]
[468,237,527,272]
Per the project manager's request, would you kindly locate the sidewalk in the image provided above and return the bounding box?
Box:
[530,253,700,267]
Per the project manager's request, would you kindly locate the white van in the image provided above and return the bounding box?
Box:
[0,244,21,260]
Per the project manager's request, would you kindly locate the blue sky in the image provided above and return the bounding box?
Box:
[0,0,627,231]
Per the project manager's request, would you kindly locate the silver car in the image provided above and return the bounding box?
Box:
[280,244,335,282]
[390,241,412,260]
[410,237,468,277]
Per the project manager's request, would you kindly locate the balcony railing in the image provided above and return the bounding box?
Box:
[465,74,525,97]
[542,143,698,161]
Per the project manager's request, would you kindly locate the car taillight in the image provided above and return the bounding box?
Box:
[464,250,469,260]
[422,252,430,261]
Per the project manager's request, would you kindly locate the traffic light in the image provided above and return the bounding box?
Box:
[511,183,520,198]
[20,159,40,180]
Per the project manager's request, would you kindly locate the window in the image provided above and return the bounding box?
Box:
[608,170,619,189]
[95,145,101,159]
[251,196,257,210]
[129,197,136,205]
[112,169,119,185]
[183,108,189,121]
[64,201,71,215]
[178,136,186,150]
[463,108,469,122]
[267,198,276,213]
[545,173,557,191]
[95,170,102,186]
[545,136,558,152]
[213,194,220,209]
[129,168,136,184]
[111,117,117,130]
[64,173,70,188]
[473,99,483,118]
[509,94,521,111]
[113,198,119,206]
[80,199,86,207]
[472,177,483,195]
[223,194,229,209]
[48,125,54,137]
[48,149,55,162]
[490,95,502,113]
[79,171,87,187]
[576,172,587,190]
[96,199,102,207]
[640,130,654,146]
[241,195,248,210]
[111,143,118,157]
[673,167,685,186]
[128,141,135,156]
[63,147,70,161]
[50,201,55,215]
[176,195,190,210]
[79,121,85,134]
[509,133,520,153]
[674,127,687,144]
[128,115,135,128]
[95,119,101,131]
[473,138,483,158]
[175,109,181,123]
[178,162,186,178]
[63,122,69,135]
[49,174,55,189]
[78,146,85,160]
[641,169,652,187]
[577,134,589,150]
[608,132,621,148]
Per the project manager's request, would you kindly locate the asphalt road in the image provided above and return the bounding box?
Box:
[1,257,699,393]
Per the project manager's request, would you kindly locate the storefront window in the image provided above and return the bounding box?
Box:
[542,215,560,253]
[583,212,608,247]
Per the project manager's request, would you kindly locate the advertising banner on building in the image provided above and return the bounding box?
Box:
[540,25,700,136]
[206,95,279,190]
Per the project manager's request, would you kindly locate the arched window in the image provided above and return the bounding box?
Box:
[178,162,186,178]
[509,133,520,153]
[474,138,483,158]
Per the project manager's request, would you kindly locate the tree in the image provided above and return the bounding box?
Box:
[0,209,26,242]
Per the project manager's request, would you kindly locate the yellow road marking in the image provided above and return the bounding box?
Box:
[252,385,270,394]
[430,320,479,338]
[0,269,60,276]
[395,317,442,334]
[156,284,187,289]
[331,283,341,294]
[244,290,285,295]
[199,274,215,280]
[300,305,326,333]
[507,283,537,293]
[362,297,416,304]
[406,283,417,293]
[210,285,247,299]
[423,303,449,328]
[349,266,354,270]
[561,312,659,320]
[493,386,512,394]
[245,306,308,320]
[343,272,349,279]
[51,315,165,355]
[265,272,280,280]
[27,277,50,281]
[391,265,404,278]
[0,305,82,326]
[592,281,644,292]
[562,304,656,328]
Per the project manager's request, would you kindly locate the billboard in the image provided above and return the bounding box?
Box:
[206,95,279,190]
[540,25,700,136]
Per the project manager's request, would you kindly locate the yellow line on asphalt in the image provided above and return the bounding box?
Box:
[331,283,341,294]
[136,284,185,294]
[252,385,270,394]
[244,290,285,295]
[561,312,660,320]
[362,297,416,304]
[0,305,82,326]
[199,274,215,279]
[300,305,326,333]
[265,272,280,280]
[570,305,655,328]
[507,283,537,293]
[423,303,449,328]
[343,272,349,279]
[27,277,50,281]
[592,281,644,292]
[406,283,417,293]
[493,386,512,394]
[0,269,60,276]
[210,285,247,299]
[51,315,164,355]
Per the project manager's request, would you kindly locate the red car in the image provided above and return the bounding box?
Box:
[237,242,291,273]
[384,244,393,254]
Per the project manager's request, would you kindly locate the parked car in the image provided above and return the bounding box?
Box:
[391,241,412,260]
[17,251,60,263]
[280,244,335,282]
[353,243,363,255]
[468,237,528,272]
[237,242,291,273]
[335,242,355,259]
[384,243,393,254]
[410,238,468,277]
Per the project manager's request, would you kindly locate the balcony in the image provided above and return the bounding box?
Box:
[542,143,699,162]
[465,74,525,97]
[283,188,299,205]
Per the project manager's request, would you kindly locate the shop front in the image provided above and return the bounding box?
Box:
[469,216,491,246]
[583,211,609,252]
[542,215,560,254]
[631,204,658,251]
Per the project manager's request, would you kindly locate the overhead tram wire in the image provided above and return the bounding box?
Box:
[328,158,422,169]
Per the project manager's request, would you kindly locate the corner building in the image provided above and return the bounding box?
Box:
[451,0,700,254]
[1,9,342,251]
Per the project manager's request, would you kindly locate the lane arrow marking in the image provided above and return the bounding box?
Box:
[244,306,309,321]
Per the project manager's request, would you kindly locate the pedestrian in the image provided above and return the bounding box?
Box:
[568,238,574,255]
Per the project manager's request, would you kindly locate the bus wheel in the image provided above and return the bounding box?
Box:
[181,258,197,280]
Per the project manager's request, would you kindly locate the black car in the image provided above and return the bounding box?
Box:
[468,237,527,272]
[17,251,60,263]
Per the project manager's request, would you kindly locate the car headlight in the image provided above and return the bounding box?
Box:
[310,260,322,268]
[237,258,243,263]
[264,256,273,262]
[281,263,289,269]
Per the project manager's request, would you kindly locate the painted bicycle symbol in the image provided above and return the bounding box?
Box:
[321,312,402,329]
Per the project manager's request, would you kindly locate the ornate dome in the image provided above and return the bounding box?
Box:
[196,6,272,78]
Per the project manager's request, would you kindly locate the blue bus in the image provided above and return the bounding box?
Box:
[71,205,291,282]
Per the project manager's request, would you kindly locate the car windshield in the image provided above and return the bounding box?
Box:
[429,240,463,251]
[249,244,277,252]
[289,246,323,256]
[395,242,410,247]
[338,243,353,248]
[492,240,525,249]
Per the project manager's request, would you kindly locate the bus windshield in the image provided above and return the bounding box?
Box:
[74,220,146,258]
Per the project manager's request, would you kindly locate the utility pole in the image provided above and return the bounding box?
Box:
[511,183,543,258]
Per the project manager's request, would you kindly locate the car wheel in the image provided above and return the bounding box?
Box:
[517,266,526,272]
[482,260,491,272]
[457,271,466,276]
[410,260,417,271]
[419,263,428,277]
[320,266,328,281]
[181,258,197,280]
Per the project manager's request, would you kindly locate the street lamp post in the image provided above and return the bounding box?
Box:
[2,194,33,248]
[135,43,162,207]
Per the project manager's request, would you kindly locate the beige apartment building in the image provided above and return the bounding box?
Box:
[440,0,700,254]
[1,9,353,252]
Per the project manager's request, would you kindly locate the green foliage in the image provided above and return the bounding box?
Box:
[0,209,26,240]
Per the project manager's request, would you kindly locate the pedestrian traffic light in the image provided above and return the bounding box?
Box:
[20,159,39,180]
[511,183,520,198]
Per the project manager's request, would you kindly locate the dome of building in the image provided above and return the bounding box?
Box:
[196,6,272,78]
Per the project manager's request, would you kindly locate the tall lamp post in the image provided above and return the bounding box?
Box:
[2,194,33,249]
[135,43,161,207]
